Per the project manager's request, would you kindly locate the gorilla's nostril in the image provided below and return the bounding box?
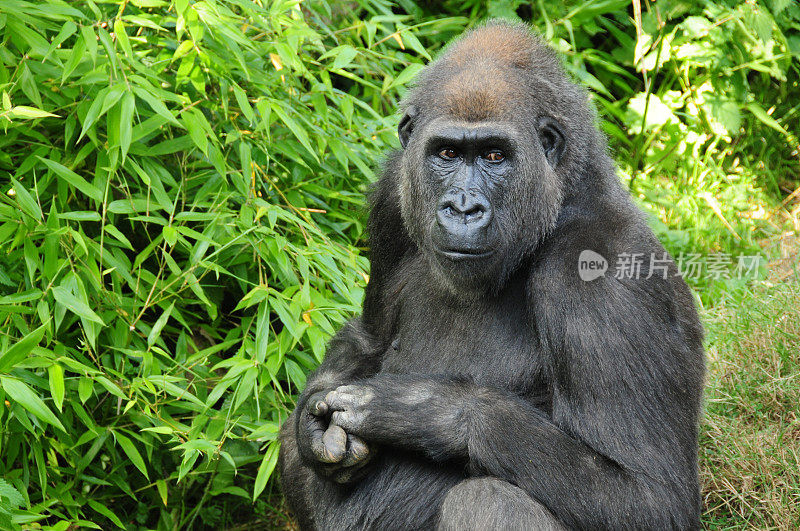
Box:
[463,205,485,223]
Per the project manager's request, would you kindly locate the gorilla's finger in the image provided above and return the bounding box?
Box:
[340,434,370,467]
[324,389,346,410]
[326,385,372,411]
[306,392,329,417]
[304,413,329,459]
[318,424,347,463]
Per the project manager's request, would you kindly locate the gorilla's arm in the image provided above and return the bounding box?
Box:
[326,254,703,528]
[286,160,411,482]
[289,318,383,482]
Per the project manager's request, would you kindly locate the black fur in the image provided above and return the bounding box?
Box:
[278,21,704,530]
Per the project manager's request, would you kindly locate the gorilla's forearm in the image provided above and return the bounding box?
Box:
[326,374,696,528]
[460,390,695,529]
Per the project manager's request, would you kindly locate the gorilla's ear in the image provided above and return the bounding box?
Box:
[398,105,417,149]
[536,116,566,167]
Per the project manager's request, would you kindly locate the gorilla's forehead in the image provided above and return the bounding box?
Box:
[405,22,568,123]
[440,63,520,122]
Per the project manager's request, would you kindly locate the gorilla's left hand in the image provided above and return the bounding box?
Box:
[325,374,469,457]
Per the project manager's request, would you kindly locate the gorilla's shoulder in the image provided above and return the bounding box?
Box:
[546,190,654,256]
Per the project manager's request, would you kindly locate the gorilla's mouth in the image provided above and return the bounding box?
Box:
[436,247,495,260]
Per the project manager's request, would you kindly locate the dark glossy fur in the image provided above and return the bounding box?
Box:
[279,21,704,530]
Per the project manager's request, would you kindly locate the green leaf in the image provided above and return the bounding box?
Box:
[132,86,181,126]
[746,103,788,135]
[57,211,102,221]
[48,363,65,412]
[63,35,88,82]
[0,289,43,305]
[330,45,358,70]
[163,225,178,246]
[253,440,280,500]
[156,479,168,506]
[232,84,255,124]
[119,91,135,161]
[148,302,174,347]
[104,224,134,250]
[114,431,149,480]
[183,108,210,155]
[44,20,77,60]
[52,285,105,325]
[113,19,133,58]
[9,106,59,119]
[0,478,24,508]
[173,40,194,61]
[270,103,319,162]
[388,63,424,90]
[10,178,43,220]
[88,499,126,529]
[38,157,103,202]
[0,323,47,373]
[96,376,126,400]
[0,376,66,432]
[79,84,125,141]
[705,96,742,134]
[78,376,93,403]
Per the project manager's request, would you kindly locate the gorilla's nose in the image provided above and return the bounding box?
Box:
[437,190,492,232]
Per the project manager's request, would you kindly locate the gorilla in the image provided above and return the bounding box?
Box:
[278,20,705,530]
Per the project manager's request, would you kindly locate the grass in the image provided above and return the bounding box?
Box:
[701,273,800,529]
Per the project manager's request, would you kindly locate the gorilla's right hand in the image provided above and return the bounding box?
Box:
[296,391,374,484]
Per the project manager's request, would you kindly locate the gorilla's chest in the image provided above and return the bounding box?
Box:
[379,273,546,395]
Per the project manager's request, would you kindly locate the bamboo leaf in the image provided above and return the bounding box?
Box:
[88,500,125,529]
[746,102,788,135]
[114,431,149,480]
[119,91,135,161]
[48,363,65,412]
[148,302,174,347]
[388,62,424,90]
[0,323,47,373]
[113,19,133,58]
[253,440,280,500]
[9,106,59,119]
[270,103,319,162]
[330,45,358,70]
[38,157,103,202]
[0,376,66,432]
[52,285,105,326]
[10,178,43,220]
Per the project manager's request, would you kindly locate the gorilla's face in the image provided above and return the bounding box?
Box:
[398,110,567,292]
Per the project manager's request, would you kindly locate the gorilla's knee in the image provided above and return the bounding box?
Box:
[437,478,565,531]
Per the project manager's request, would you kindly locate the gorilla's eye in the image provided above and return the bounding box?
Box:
[482,150,505,163]
[438,148,458,160]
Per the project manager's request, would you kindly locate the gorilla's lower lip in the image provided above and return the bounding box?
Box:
[436,248,495,260]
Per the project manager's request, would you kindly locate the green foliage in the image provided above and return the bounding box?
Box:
[0,0,798,528]
[0,1,464,528]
